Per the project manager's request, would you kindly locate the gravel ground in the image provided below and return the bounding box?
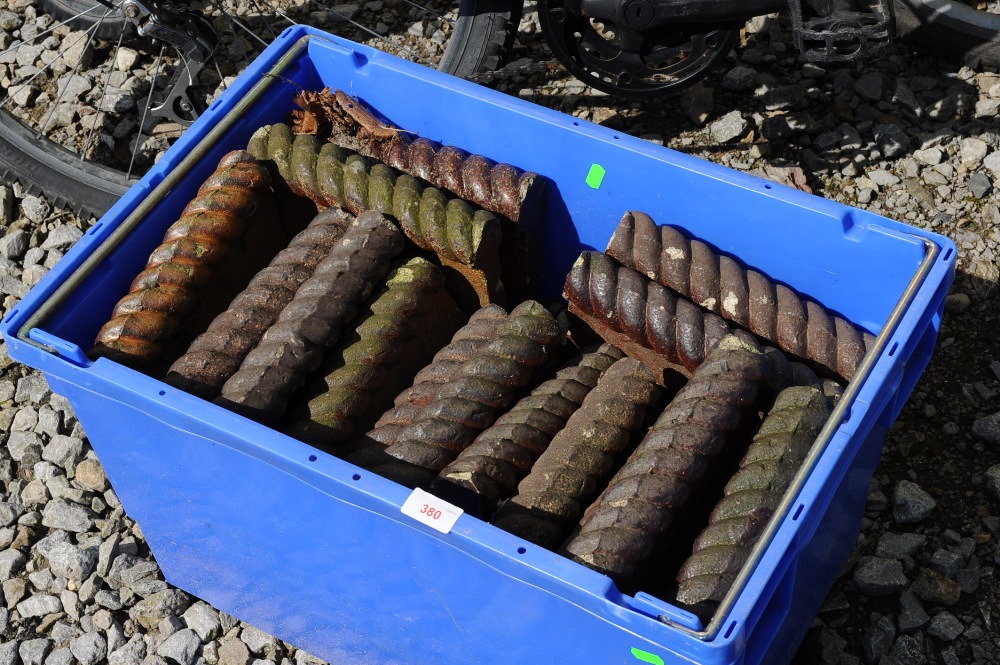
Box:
[1,8,1000,665]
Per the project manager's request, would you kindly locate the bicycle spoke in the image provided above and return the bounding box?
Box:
[37,7,109,138]
[2,26,100,110]
[0,3,107,61]
[211,1,269,48]
[213,57,228,92]
[311,0,437,66]
[82,27,128,161]
[129,44,165,179]
[246,0,282,39]
[398,0,456,24]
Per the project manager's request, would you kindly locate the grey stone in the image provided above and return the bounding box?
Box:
[97,532,121,577]
[94,589,123,610]
[41,225,82,251]
[0,230,29,261]
[19,196,49,225]
[182,602,220,641]
[49,620,79,645]
[874,124,910,160]
[940,647,961,665]
[29,569,54,592]
[115,47,140,71]
[69,632,106,665]
[74,459,108,493]
[108,638,147,665]
[761,84,810,111]
[98,88,134,113]
[45,647,75,665]
[12,406,38,431]
[868,169,900,187]
[930,549,964,577]
[240,625,277,654]
[60,589,80,621]
[19,638,52,665]
[21,479,49,508]
[897,590,929,632]
[854,72,884,100]
[887,634,925,664]
[16,593,62,618]
[853,556,908,596]
[944,293,971,314]
[985,463,1000,500]
[106,623,127,654]
[129,589,191,629]
[0,549,27,580]
[893,480,935,524]
[761,113,815,140]
[294,651,325,665]
[7,431,43,464]
[159,614,184,638]
[156,629,200,665]
[45,542,97,582]
[16,375,50,404]
[42,501,93,533]
[876,532,926,559]
[54,73,91,101]
[976,98,1000,117]
[117,557,165,596]
[0,502,22,528]
[141,655,170,665]
[42,435,84,469]
[985,151,1000,180]
[955,565,980,593]
[679,83,713,125]
[218,638,249,665]
[912,147,942,166]
[0,642,16,665]
[911,567,962,605]
[927,611,963,641]
[10,85,40,107]
[973,413,1000,445]
[961,137,989,168]
[722,65,756,91]
[709,110,747,144]
[969,172,993,198]
[0,10,21,30]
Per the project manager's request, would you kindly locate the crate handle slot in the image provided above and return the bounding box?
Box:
[27,329,90,367]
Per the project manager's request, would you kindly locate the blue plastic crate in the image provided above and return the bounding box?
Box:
[1,26,956,665]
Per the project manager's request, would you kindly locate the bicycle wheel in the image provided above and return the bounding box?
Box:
[893,0,1000,67]
[0,0,522,219]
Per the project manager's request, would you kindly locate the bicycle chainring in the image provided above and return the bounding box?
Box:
[538,0,740,98]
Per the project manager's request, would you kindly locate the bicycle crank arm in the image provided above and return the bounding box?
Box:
[580,0,785,31]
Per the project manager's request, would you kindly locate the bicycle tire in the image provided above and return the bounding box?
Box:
[893,0,1000,67]
[0,112,131,219]
[440,0,523,77]
[38,0,134,40]
[0,0,521,219]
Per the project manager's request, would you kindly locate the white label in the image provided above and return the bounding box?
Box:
[401,488,463,534]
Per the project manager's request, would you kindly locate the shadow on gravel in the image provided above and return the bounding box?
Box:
[791,265,1000,664]
[508,13,994,194]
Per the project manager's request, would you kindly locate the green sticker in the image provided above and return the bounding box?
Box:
[630,647,665,665]
[586,163,606,189]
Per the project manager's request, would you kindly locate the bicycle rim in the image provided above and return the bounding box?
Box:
[0,0,522,218]
[893,0,1000,67]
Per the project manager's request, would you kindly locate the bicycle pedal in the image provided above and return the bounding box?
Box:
[787,0,894,62]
